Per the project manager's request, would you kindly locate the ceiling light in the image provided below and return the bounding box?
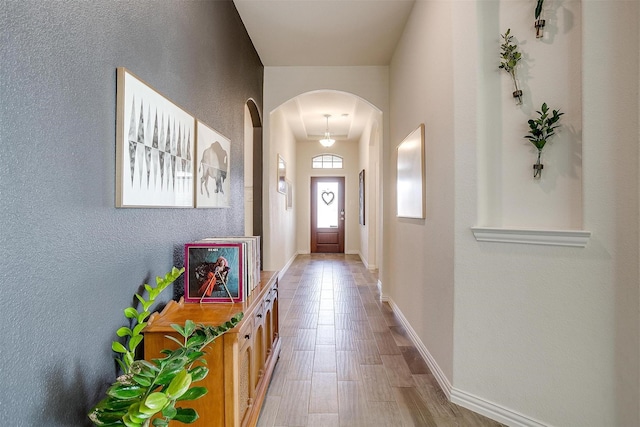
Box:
[319,114,335,147]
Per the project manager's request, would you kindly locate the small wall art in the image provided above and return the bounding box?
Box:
[359,169,365,225]
[116,67,195,208]
[396,124,425,219]
[286,179,293,210]
[195,120,231,208]
[277,154,286,194]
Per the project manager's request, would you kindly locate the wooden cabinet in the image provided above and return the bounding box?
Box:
[144,271,280,427]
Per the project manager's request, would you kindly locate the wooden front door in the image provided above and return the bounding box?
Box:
[310,177,345,253]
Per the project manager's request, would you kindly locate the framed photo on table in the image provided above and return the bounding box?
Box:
[115,67,195,208]
[184,242,244,303]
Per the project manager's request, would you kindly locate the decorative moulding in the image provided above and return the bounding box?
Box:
[386,296,551,427]
[471,227,591,247]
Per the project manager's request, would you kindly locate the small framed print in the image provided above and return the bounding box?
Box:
[397,124,425,219]
[195,120,230,208]
[277,154,286,194]
[184,242,244,303]
[116,67,195,208]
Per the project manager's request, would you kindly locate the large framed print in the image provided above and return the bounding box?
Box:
[396,124,425,219]
[195,120,230,208]
[184,242,244,303]
[116,67,195,208]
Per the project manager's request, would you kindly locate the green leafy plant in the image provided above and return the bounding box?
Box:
[88,267,243,427]
[535,0,546,38]
[524,102,564,178]
[499,29,523,105]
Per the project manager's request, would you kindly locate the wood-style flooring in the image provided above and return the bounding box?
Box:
[257,254,504,427]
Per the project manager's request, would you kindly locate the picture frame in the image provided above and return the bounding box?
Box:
[286,179,293,210]
[116,67,195,208]
[359,169,365,225]
[277,154,286,194]
[396,124,425,219]
[195,120,231,208]
[184,242,244,303]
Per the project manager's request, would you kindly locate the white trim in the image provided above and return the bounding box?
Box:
[386,298,453,398]
[387,297,551,427]
[450,389,549,427]
[278,251,298,280]
[471,227,591,247]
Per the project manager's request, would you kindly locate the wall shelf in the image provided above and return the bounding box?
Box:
[471,227,591,247]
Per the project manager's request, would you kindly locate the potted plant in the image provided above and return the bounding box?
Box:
[88,267,243,427]
[524,102,564,178]
[499,29,523,105]
[535,0,546,38]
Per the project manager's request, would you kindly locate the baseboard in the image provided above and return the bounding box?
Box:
[386,298,453,398]
[450,389,548,427]
[354,251,377,270]
[278,251,298,280]
[386,297,550,427]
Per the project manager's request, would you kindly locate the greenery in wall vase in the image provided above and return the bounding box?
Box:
[88,267,243,427]
[535,0,546,38]
[499,29,523,105]
[524,102,564,178]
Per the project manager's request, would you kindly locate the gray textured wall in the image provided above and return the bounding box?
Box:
[0,1,263,425]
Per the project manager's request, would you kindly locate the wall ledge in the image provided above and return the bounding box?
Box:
[471,227,591,247]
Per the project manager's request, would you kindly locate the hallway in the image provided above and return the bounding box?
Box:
[258,254,503,427]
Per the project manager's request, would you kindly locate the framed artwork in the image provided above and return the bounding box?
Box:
[277,154,286,194]
[184,242,244,303]
[359,169,365,225]
[195,120,230,208]
[116,67,195,208]
[397,124,425,219]
[286,179,293,210]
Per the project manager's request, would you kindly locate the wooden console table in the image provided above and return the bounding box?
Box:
[144,271,280,427]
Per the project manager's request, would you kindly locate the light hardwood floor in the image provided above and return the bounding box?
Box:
[257,254,504,427]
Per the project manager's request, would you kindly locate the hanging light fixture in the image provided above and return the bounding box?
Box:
[319,114,335,147]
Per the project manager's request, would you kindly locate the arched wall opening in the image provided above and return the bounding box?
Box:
[263,88,383,272]
[244,99,263,265]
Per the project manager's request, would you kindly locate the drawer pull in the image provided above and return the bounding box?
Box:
[257,314,263,318]
[266,299,271,302]
[245,334,250,339]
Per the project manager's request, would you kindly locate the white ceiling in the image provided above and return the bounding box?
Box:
[233,0,415,141]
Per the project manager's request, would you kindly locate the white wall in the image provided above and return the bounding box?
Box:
[296,141,360,254]
[263,66,389,271]
[264,108,297,271]
[387,0,456,383]
[389,0,639,426]
[358,113,382,269]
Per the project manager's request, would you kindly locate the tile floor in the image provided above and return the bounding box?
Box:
[257,254,504,427]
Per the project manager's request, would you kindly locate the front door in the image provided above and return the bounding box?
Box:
[310,177,345,253]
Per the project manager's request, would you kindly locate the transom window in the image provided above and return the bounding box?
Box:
[312,154,343,169]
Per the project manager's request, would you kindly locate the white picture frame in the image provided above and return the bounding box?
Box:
[396,124,425,219]
[195,120,231,208]
[116,67,195,208]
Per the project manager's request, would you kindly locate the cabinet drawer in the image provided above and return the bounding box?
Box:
[238,317,254,348]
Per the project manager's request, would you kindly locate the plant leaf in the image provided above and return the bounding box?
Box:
[124,307,138,319]
[172,408,199,424]
[177,386,208,401]
[112,341,128,354]
[116,327,133,337]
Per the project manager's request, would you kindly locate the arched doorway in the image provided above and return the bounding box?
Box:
[244,99,263,264]
[264,90,382,270]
